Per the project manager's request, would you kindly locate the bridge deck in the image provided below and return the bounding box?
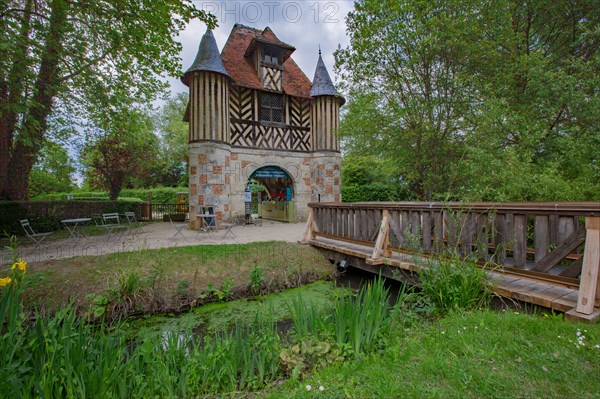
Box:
[309,236,596,319]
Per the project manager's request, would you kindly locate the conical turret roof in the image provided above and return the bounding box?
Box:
[181,29,230,86]
[310,52,344,104]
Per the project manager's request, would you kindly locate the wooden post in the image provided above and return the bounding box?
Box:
[300,207,319,243]
[368,209,391,262]
[575,217,600,315]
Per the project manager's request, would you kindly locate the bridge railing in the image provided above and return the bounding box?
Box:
[303,202,599,315]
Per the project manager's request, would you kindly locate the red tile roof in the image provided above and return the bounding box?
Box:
[221,24,312,98]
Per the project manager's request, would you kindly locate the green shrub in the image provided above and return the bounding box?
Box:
[418,256,492,314]
[342,182,408,202]
[250,265,266,294]
[32,186,188,203]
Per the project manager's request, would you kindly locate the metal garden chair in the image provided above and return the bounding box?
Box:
[20,219,53,248]
[168,214,187,239]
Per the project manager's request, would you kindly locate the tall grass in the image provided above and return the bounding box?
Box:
[288,275,396,358]
[334,276,392,356]
[418,255,492,313]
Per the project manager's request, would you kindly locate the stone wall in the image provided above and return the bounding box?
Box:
[189,142,341,228]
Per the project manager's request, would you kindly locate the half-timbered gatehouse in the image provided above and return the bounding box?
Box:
[182,24,344,226]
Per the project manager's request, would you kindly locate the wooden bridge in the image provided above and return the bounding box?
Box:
[300,202,600,322]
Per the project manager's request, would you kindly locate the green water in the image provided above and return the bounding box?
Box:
[122,280,348,341]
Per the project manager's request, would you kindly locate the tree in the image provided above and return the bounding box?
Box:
[341,154,409,202]
[153,92,190,186]
[337,0,599,201]
[336,0,479,199]
[28,141,76,197]
[0,0,216,200]
[82,107,158,200]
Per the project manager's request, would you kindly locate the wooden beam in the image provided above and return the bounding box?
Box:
[300,207,319,244]
[576,217,600,315]
[532,227,585,273]
[368,209,391,263]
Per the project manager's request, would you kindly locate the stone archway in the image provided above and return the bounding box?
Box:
[249,166,295,222]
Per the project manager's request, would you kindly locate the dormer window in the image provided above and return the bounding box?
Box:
[262,51,280,66]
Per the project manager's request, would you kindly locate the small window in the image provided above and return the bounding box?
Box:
[260,92,284,123]
[262,52,280,66]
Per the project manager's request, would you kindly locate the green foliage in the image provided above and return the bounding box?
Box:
[28,142,76,198]
[32,186,188,204]
[250,265,266,295]
[262,311,600,399]
[287,276,397,359]
[176,279,190,297]
[82,107,159,200]
[418,256,492,314]
[153,92,190,186]
[342,154,409,202]
[0,0,216,200]
[337,0,599,201]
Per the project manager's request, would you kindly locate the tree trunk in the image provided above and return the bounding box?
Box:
[0,0,34,199]
[5,0,69,200]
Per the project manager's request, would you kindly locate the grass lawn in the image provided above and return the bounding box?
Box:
[21,241,333,312]
[261,310,600,399]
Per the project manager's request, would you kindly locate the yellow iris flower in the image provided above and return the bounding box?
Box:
[0,277,11,287]
[11,260,27,272]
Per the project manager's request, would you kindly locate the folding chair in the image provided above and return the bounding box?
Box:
[20,219,52,248]
[91,213,104,226]
[169,214,187,239]
[221,213,242,239]
[123,211,142,238]
[101,213,128,240]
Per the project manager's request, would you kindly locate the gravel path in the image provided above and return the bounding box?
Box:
[2,220,308,264]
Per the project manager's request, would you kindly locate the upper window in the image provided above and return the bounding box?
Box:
[262,51,280,66]
[260,92,284,123]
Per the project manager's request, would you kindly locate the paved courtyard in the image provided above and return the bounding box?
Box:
[2,220,307,264]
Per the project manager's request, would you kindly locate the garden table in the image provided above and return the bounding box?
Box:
[61,218,92,239]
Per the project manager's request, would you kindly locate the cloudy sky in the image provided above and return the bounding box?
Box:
[167,0,355,96]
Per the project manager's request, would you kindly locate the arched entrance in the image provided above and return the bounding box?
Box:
[249,166,295,222]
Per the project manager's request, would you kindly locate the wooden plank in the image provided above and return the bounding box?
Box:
[549,214,559,246]
[360,209,367,241]
[365,209,372,241]
[558,216,575,243]
[389,211,402,246]
[493,276,535,298]
[532,228,585,272]
[525,284,575,309]
[411,211,421,237]
[553,290,579,312]
[494,213,506,263]
[476,214,489,261]
[400,210,409,248]
[433,211,444,252]
[348,209,355,240]
[422,211,432,251]
[576,217,600,314]
[534,215,549,266]
[447,211,459,251]
[559,257,583,278]
[513,282,558,307]
[461,213,475,257]
[513,214,527,268]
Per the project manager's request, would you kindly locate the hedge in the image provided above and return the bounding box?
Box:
[32,187,188,204]
[0,199,142,236]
